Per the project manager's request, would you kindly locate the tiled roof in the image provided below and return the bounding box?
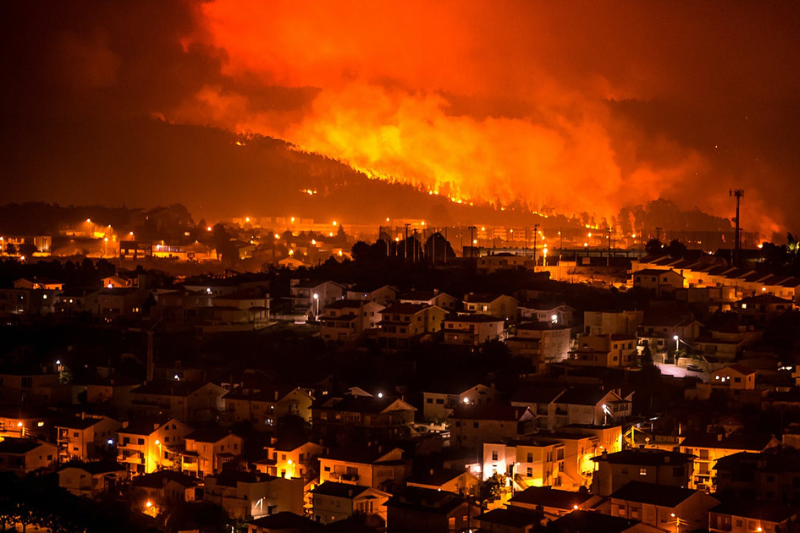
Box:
[609,481,699,507]
[510,486,594,510]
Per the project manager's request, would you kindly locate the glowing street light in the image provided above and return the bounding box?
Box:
[313,293,319,320]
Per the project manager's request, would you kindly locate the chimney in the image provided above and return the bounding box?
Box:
[601,450,608,459]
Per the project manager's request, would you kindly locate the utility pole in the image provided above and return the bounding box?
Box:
[607,227,613,267]
[532,224,539,266]
[468,226,476,258]
[656,227,662,244]
[404,223,410,263]
[730,189,744,267]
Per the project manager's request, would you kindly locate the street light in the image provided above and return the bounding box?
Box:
[313,293,319,320]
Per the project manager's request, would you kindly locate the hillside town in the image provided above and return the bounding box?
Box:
[1,210,800,533]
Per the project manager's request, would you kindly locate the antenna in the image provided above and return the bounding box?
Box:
[730,189,744,267]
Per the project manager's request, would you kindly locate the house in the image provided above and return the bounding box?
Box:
[463,293,518,322]
[0,288,58,317]
[345,284,398,306]
[448,404,534,449]
[506,323,571,367]
[584,310,643,336]
[483,438,564,489]
[209,290,270,328]
[116,417,194,475]
[443,314,507,345]
[0,405,56,440]
[508,486,599,518]
[180,428,243,478]
[398,289,459,311]
[257,440,326,481]
[58,461,127,498]
[637,313,703,358]
[714,451,800,502]
[568,334,638,368]
[74,375,140,410]
[289,280,346,318]
[423,384,499,423]
[591,449,695,496]
[311,481,390,527]
[319,299,384,343]
[96,288,151,320]
[14,277,64,291]
[119,241,153,260]
[376,303,447,349]
[475,507,545,533]
[130,379,227,423]
[0,438,57,476]
[406,468,479,496]
[545,431,607,490]
[55,414,121,463]
[204,472,304,520]
[247,511,321,533]
[556,387,632,426]
[518,302,575,326]
[54,288,94,316]
[312,393,416,445]
[550,509,651,533]
[710,364,757,390]
[609,481,719,532]
[708,500,799,533]
[102,274,137,289]
[633,269,686,296]
[318,446,411,493]
[384,486,471,533]
[510,386,567,430]
[130,470,201,505]
[224,386,314,428]
[477,253,535,274]
[679,431,779,492]
[735,294,796,321]
[0,366,61,404]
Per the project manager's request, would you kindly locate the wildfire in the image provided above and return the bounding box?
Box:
[176,0,783,237]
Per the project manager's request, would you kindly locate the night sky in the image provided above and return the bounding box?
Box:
[3,1,800,238]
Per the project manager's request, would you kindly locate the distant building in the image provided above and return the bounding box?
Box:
[591,449,695,496]
[376,303,447,349]
[311,481,390,527]
[204,471,304,520]
[55,414,121,463]
[58,462,127,498]
[463,293,518,322]
[443,314,506,345]
[384,486,471,533]
[0,438,57,477]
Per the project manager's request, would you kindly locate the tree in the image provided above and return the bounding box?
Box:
[644,239,662,255]
[665,239,687,259]
[477,473,508,509]
[5,242,16,256]
[423,232,456,263]
[351,241,371,262]
[640,340,653,367]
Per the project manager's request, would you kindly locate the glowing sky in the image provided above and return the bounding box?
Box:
[3,1,800,237]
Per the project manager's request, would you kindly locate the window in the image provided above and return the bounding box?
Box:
[435,399,444,404]
[324,466,331,472]
[639,468,647,476]
[426,398,433,404]
[137,438,144,445]
[492,451,498,461]
[527,453,533,462]
[527,468,532,477]
[473,422,479,429]
[73,432,79,438]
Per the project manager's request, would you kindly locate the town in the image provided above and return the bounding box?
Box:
[0,204,799,533]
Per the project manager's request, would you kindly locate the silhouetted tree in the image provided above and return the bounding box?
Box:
[423,232,456,263]
[665,239,687,258]
[645,238,662,255]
